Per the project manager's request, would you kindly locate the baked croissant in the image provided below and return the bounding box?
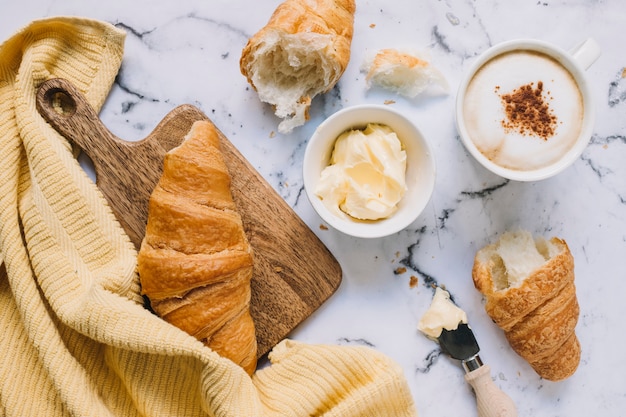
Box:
[138,120,257,375]
[240,0,356,134]
[472,230,580,381]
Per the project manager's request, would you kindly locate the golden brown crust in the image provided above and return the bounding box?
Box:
[472,234,580,381]
[139,246,253,300]
[208,308,258,375]
[138,120,257,375]
[527,332,580,381]
[504,276,579,359]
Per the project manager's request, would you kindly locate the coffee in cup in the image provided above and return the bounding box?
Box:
[456,39,600,181]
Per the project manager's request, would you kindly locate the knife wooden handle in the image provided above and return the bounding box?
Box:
[465,365,517,417]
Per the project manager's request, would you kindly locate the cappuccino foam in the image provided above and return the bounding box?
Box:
[463,50,584,171]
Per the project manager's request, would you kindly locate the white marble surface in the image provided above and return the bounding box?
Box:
[2,1,625,416]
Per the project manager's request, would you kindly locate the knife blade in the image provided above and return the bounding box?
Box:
[438,323,483,372]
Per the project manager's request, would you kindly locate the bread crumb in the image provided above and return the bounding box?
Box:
[384,100,396,105]
[369,23,376,28]
[394,267,407,274]
[319,224,328,230]
[409,275,418,288]
[622,68,626,78]
[274,266,283,273]
[269,131,276,138]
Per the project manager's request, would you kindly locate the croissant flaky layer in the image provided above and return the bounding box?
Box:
[240,0,356,133]
[138,120,257,375]
[472,230,580,381]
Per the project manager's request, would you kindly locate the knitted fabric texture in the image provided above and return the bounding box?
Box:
[0,17,418,417]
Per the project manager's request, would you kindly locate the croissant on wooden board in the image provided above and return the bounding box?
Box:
[138,120,257,375]
[472,230,580,381]
[240,0,356,134]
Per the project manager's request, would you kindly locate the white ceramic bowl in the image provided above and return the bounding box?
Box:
[303,104,436,238]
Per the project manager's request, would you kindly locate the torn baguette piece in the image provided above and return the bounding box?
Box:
[472,230,580,381]
[361,48,449,98]
[240,0,356,134]
[138,120,257,375]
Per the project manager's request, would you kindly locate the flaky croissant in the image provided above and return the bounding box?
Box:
[138,120,257,375]
[472,230,580,381]
[240,0,356,134]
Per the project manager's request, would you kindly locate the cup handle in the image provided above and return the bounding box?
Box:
[569,38,601,70]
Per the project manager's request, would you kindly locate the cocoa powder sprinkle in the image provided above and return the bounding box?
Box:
[498,81,557,140]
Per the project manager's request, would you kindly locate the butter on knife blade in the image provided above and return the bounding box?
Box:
[418,287,517,417]
[417,287,467,339]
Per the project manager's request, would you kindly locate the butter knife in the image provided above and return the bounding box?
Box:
[438,322,517,417]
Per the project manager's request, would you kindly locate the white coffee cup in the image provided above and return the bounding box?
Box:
[455,38,601,181]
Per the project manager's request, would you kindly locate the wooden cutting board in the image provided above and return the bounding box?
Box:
[36,78,342,357]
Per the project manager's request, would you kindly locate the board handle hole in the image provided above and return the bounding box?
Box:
[44,88,77,117]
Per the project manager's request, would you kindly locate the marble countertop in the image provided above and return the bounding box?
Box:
[2,1,625,416]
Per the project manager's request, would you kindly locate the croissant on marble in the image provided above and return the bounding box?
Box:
[472,230,580,381]
[138,120,257,375]
[240,0,356,134]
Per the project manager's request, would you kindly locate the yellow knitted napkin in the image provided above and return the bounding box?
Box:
[0,17,418,417]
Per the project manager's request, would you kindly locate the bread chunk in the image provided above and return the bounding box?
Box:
[240,0,356,133]
[362,48,449,98]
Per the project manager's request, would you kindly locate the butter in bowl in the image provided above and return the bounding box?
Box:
[303,104,436,238]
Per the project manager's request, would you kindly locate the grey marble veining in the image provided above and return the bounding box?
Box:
[2,1,625,416]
